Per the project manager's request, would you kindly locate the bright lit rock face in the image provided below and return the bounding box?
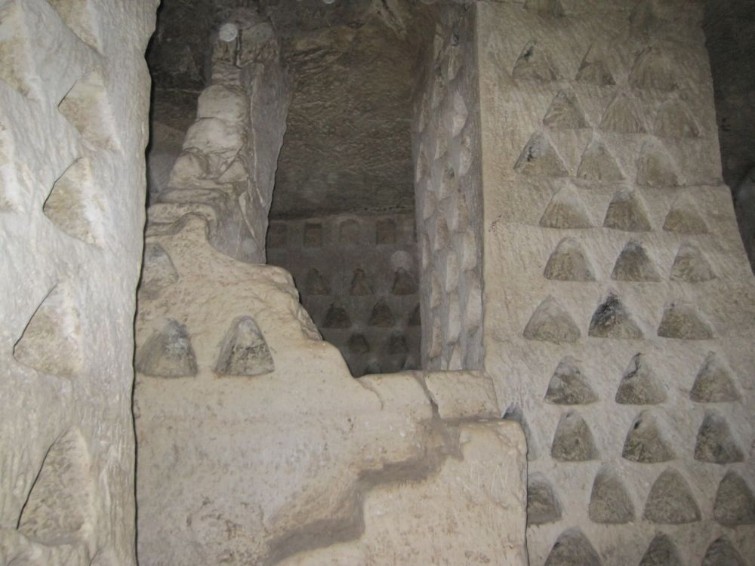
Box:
[0,0,156,564]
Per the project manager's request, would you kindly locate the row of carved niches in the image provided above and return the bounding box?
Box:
[524,294,716,343]
[267,214,416,250]
[541,403,745,466]
[136,316,274,378]
[544,238,714,283]
[530,182,711,236]
[530,464,753,526]
[303,295,420,377]
[266,212,420,377]
[533,526,750,564]
[544,351,740,407]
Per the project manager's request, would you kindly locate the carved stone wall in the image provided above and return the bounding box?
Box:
[266,213,421,376]
[477,1,755,563]
[0,0,155,564]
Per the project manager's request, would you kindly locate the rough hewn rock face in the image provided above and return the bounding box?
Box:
[0,0,156,563]
[158,6,290,263]
[134,212,526,564]
[269,1,432,218]
[414,3,484,371]
[477,1,755,563]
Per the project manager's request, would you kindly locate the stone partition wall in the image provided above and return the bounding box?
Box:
[413,3,484,372]
[0,1,155,564]
[266,213,420,377]
[158,7,289,263]
[477,1,755,564]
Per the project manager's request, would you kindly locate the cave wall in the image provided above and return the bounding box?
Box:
[0,0,156,563]
[477,0,755,563]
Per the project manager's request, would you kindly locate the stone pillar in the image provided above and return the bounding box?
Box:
[0,0,156,564]
[477,0,755,563]
[413,4,484,371]
[160,7,290,263]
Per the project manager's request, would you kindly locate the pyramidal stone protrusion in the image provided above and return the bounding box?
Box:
[58,70,120,150]
[694,411,744,464]
[654,99,700,138]
[611,241,661,282]
[368,299,394,327]
[0,2,40,97]
[523,296,581,344]
[524,0,565,17]
[577,139,624,182]
[691,352,740,402]
[551,411,599,461]
[575,46,615,86]
[644,468,701,524]
[391,267,417,295]
[544,238,595,281]
[544,528,602,566]
[545,356,598,405]
[539,185,592,229]
[658,303,714,340]
[305,268,330,295]
[616,353,666,405]
[323,303,352,329]
[385,332,409,355]
[588,467,635,523]
[349,268,372,295]
[43,157,103,246]
[589,293,643,339]
[347,333,370,354]
[636,141,680,187]
[215,316,274,377]
[702,537,747,566]
[542,90,588,130]
[663,196,708,234]
[48,0,103,51]
[17,429,95,545]
[622,410,674,463]
[139,242,179,299]
[13,286,83,378]
[713,471,755,526]
[600,93,645,134]
[603,189,652,232]
[629,46,678,92]
[136,319,197,378]
[514,132,568,177]
[512,40,560,82]
[639,533,683,566]
[670,243,716,283]
[527,475,562,525]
